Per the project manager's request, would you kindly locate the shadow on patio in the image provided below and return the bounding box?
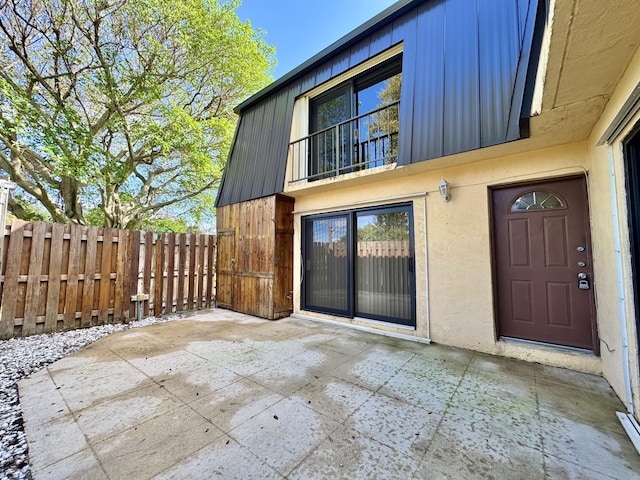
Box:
[19,308,640,479]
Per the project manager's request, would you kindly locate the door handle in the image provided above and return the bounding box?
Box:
[578,272,589,290]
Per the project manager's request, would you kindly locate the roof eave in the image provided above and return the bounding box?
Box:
[234,0,423,113]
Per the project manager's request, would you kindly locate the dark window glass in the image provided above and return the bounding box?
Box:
[309,86,352,178]
[303,215,350,315]
[302,203,415,327]
[355,208,412,324]
[305,55,402,180]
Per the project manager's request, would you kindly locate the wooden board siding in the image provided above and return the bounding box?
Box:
[0,220,216,338]
[216,195,294,320]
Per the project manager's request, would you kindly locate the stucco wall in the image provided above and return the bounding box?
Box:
[290,141,602,375]
[587,44,640,414]
[287,40,640,411]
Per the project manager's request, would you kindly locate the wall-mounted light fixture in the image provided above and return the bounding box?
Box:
[439,179,451,202]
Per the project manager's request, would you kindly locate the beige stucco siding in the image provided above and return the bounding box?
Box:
[289,141,601,375]
[284,33,640,412]
[586,43,640,414]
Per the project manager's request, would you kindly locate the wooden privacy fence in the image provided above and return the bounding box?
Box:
[0,220,216,339]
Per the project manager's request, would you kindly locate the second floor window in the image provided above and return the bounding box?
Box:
[299,55,402,181]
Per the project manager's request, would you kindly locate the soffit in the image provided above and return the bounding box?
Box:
[536,0,640,139]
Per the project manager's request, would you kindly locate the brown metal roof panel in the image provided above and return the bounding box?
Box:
[249,97,276,200]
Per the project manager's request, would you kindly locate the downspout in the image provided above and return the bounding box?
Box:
[608,145,634,414]
[423,195,430,341]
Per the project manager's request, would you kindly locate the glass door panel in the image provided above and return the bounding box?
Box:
[303,215,350,315]
[355,208,414,326]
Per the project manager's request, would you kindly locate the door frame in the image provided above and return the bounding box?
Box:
[301,202,417,327]
[489,174,599,354]
[623,124,640,365]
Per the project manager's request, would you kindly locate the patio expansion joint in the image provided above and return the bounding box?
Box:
[533,369,551,480]
[41,366,111,477]
[418,350,478,461]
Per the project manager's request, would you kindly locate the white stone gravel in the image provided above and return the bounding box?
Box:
[0,314,186,480]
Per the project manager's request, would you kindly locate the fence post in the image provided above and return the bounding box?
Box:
[0,178,16,277]
[128,230,141,320]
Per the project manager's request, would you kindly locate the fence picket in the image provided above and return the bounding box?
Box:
[63,225,82,329]
[0,220,216,338]
[143,230,153,318]
[98,228,113,323]
[166,233,176,314]
[206,235,215,307]
[81,227,98,327]
[128,230,141,321]
[187,233,196,310]
[197,234,205,308]
[154,233,166,317]
[44,223,65,332]
[177,234,186,312]
[0,221,25,337]
[23,222,46,335]
[114,229,128,322]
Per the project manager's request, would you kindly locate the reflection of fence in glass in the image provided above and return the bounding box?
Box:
[356,240,411,321]
[290,101,399,182]
[306,241,348,311]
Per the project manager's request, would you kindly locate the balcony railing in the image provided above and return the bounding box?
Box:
[289,101,399,183]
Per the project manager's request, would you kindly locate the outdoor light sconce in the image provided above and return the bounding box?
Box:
[439,179,451,202]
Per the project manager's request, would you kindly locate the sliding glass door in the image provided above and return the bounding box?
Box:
[302,203,415,327]
[355,208,413,324]
[303,214,351,316]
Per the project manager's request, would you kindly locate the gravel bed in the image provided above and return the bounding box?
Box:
[0,315,185,480]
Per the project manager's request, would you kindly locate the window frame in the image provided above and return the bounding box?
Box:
[288,43,404,184]
[309,55,403,133]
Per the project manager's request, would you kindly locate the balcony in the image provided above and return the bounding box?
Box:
[289,101,399,183]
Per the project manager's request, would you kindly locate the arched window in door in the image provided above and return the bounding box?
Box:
[510,191,565,211]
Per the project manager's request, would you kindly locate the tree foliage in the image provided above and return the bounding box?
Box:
[0,0,274,230]
[367,72,401,154]
[357,212,409,242]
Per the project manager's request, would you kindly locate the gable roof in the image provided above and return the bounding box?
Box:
[234,0,420,114]
[216,0,543,208]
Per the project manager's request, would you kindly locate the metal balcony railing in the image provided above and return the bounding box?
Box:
[289,101,399,183]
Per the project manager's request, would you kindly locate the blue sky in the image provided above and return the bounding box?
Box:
[235,0,399,79]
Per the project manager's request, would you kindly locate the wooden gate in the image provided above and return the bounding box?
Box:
[216,195,294,319]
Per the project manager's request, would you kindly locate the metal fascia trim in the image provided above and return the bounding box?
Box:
[597,82,640,146]
[234,0,424,113]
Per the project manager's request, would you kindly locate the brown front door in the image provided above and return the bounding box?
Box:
[492,176,598,352]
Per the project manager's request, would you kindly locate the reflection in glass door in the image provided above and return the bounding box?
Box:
[302,203,415,327]
[356,208,413,325]
[303,215,350,315]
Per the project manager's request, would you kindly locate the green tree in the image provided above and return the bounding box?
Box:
[357,212,408,241]
[367,73,401,162]
[0,0,274,230]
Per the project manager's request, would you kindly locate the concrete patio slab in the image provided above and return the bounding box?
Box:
[18,308,640,479]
